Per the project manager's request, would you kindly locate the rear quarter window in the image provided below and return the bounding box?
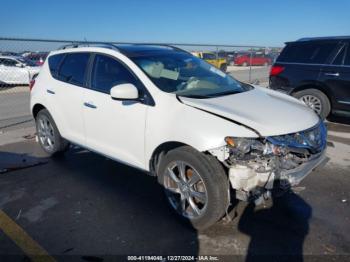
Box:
[277,41,338,64]
[48,54,65,77]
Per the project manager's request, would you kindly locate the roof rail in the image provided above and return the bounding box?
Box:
[58,42,120,51]
[297,36,350,42]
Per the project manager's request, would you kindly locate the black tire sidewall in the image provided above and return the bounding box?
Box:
[220,64,227,72]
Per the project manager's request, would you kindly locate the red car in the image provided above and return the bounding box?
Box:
[234,53,272,66]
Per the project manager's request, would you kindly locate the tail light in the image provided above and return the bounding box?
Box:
[29,79,36,91]
[270,65,285,76]
[29,73,38,91]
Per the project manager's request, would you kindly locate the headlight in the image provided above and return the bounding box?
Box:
[267,121,327,154]
[225,137,265,154]
[225,137,286,156]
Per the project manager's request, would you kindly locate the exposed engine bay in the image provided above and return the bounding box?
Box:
[209,121,328,204]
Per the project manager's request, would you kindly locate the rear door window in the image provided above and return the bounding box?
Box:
[332,45,346,65]
[277,41,338,64]
[58,53,90,86]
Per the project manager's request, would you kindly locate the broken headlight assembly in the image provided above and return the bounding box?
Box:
[224,136,286,158]
[224,120,327,158]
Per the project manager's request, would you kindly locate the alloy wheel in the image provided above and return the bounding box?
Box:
[163,161,208,219]
[299,95,322,115]
[37,115,55,152]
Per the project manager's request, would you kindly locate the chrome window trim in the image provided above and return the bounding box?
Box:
[276,61,350,68]
[338,100,350,105]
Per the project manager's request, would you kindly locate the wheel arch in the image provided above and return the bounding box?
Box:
[291,83,333,107]
[32,103,46,119]
[149,141,191,176]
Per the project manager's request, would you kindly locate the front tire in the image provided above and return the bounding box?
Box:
[293,89,331,119]
[35,109,70,156]
[158,146,229,230]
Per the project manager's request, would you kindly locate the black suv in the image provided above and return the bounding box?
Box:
[269,36,350,119]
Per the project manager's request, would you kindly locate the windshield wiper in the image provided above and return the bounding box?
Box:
[207,90,242,97]
[177,94,213,99]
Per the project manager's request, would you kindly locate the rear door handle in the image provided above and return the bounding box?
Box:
[84,102,97,109]
[324,72,339,77]
[47,89,55,94]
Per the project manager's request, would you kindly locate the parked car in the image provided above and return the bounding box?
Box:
[0,56,41,86]
[217,51,236,65]
[269,36,350,119]
[24,52,48,66]
[30,44,327,229]
[192,51,227,72]
[234,53,272,66]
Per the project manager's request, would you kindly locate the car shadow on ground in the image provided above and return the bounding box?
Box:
[0,146,199,260]
[1,144,314,261]
[237,191,312,262]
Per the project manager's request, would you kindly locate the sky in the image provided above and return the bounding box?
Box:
[1,0,349,47]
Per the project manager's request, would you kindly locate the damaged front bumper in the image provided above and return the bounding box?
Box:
[228,150,329,202]
[280,151,328,186]
[213,121,328,203]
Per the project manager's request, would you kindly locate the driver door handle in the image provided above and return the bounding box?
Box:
[84,102,97,109]
[324,72,339,77]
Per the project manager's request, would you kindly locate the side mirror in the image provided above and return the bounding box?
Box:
[16,63,24,68]
[110,83,139,100]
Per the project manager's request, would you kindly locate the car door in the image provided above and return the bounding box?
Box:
[0,58,29,84]
[319,42,350,114]
[83,53,148,168]
[51,52,90,145]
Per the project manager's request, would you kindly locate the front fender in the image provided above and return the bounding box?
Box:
[144,94,257,170]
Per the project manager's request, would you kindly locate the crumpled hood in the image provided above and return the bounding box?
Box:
[179,86,320,137]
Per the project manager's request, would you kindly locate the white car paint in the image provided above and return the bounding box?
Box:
[180,85,319,137]
[0,56,40,85]
[30,46,319,172]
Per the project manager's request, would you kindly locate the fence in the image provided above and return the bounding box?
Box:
[0,37,282,131]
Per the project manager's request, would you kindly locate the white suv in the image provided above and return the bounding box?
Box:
[30,43,327,229]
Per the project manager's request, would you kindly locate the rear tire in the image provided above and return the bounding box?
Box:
[220,63,227,72]
[293,89,331,119]
[158,146,229,230]
[35,109,70,156]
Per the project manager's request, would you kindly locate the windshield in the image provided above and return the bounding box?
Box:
[131,52,251,98]
[18,58,37,67]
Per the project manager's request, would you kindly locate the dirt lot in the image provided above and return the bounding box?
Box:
[0,122,349,261]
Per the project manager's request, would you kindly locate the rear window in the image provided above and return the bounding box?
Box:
[202,53,216,60]
[277,41,338,64]
[48,54,65,76]
[57,53,90,86]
